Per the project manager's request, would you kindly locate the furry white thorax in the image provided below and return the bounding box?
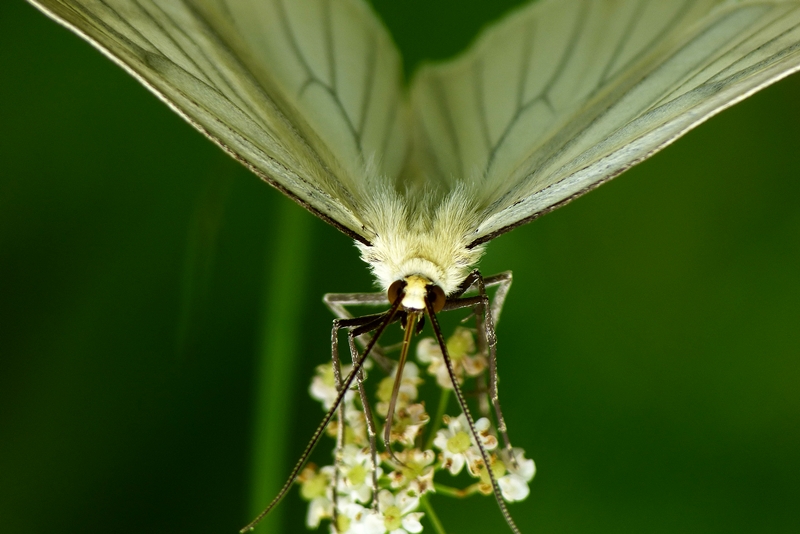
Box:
[355,182,486,296]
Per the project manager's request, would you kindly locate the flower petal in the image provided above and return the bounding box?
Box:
[401,512,425,533]
[499,474,530,502]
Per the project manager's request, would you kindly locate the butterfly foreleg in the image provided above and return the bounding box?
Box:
[324,291,394,372]
[328,312,383,523]
[346,332,381,512]
[326,293,399,518]
[329,314,368,528]
[475,273,517,468]
[445,271,517,466]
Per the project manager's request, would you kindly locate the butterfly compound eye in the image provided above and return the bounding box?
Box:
[428,285,446,313]
[387,280,405,305]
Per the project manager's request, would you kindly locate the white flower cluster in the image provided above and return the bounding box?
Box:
[300,328,534,533]
[433,414,535,502]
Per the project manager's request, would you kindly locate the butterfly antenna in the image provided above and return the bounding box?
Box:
[426,299,522,534]
[240,297,403,533]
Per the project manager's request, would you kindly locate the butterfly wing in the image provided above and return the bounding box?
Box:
[28,0,408,244]
[409,0,800,246]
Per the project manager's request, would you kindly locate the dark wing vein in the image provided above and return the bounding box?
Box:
[595,0,694,92]
[595,0,649,88]
[323,0,336,91]
[357,37,378,138]
[512,5,762,197]
[652,7,800,111]
[432,76,463,180]
[515,18,535,110]
[276,0,366,159]
[483,0,589,176]
[149,1,265,126]
[473,60,492,154]
[470,4,800,246]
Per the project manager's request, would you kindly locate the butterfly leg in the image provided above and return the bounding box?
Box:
[346,331,381,512]
[328,312,383,522]
[326,292,399,517]
[329,314,366,528]
[474,272,516,465]
[324,291,394,372]
[446,271,518,466]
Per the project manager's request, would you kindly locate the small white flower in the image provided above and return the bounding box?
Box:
[347,508,384,534]
[376,362,423,417]
[338,444,381,504]
[385,403,430,446]
[472,417,499,450]
[298,464,337,528]
[310,363,356,410]
[497,448,536,502]
[432,418,469,475]
[307,496,333,529]
[298,464,333,502]
[417,328,487,389]
[375,489,424,534]
[433,414,497,476]
[386,448,436,490]
[335,498,379,534]
[311,363,370,445]
[343,404,369,446]
[408,468,435,496]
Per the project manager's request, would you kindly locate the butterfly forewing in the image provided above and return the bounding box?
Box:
[407,0,800,245]
[29,0,409,243]
[30,0,800,247]
[202,0,408,188]
[410,1,715,191]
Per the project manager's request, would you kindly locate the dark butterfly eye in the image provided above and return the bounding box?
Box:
[387,280,405,305]
[427,284,446,313]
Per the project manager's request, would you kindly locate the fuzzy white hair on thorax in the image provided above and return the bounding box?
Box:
[356,182,486,295]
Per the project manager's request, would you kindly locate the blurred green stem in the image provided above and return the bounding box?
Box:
[421,495,448,534]
[176,169,231,356]
[247,199,313,532]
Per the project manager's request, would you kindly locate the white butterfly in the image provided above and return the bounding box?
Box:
[26,0,800,532]
[28,0,800,296]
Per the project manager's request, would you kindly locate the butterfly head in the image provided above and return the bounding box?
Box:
[387,274,446,313]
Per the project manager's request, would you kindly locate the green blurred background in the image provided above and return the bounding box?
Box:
[2,1,799,533]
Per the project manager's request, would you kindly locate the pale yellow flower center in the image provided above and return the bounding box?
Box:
[300,472,328,500]
[336,514,350,533]
[481,458,506,485]
[376,376,394,403]
[446,327,475,363]
[347,463,367,487]
[383,505,402,531]
[447,431,471,454]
